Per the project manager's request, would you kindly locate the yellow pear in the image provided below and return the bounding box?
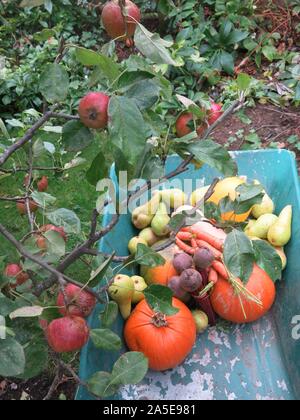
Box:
[128,236,148,255]
[138,227,159,246]
[244,220,256,237]
[131,276,147,304]
[131,194,161,230]
[252,193,274,219]
[268,205,292,247]
[248,214,278,239]
[190,186,210,206]
[108,274,134,319]
[151,202,171,237]
[159,188,187,210]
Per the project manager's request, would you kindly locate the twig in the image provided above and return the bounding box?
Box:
[0,106,58,167]
[43,367,63,400]
[0,223,104,302]
[50,112,80,121]
[0,196,25,202]
[0,166,64,174]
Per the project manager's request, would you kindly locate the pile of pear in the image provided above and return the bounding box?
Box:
[109,189,188,320]
[244,190,293,270]
[108,274,148,320]
[128,189,188,255]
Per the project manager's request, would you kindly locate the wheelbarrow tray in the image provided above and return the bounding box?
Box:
[77,150,300,400]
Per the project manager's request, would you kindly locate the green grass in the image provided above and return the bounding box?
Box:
[0,142,103,282]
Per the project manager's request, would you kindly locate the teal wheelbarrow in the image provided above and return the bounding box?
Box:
[76,149,300,400]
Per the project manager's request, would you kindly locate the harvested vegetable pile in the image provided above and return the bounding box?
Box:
[108,176,293,372]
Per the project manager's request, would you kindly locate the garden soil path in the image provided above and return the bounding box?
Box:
[211,103,300,167]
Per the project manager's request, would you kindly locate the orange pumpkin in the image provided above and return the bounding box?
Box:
[210,264,276,324]
[141,260,178,286]
[124,298,196,371]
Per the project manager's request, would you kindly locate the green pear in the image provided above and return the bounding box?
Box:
[108,274,134,319]
[244,220,256,237]
[151,202,171,237]
[128,237,147,255]
[252,193,274,219]
[131,275,147,304]
[190,186,210,206]
[268,205,292,247]
[159,189,187,210]
[248,214,278,239]
[131,194,161,230]
[139,227,159,247]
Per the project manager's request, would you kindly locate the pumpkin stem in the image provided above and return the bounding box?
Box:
[152,312,168,328]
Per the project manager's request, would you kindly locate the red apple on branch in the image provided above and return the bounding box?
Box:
[4,263,29,288]
[78,92,110,129]
[57,284,97,318]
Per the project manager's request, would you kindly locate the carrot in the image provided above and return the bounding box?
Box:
[176,231,193,241]
[196,239,222,259]
[176,238,195,255]
[212,261,229,280]
[191,238,198,249]
[180,227,192,233]
[208,268,218,284]
[195,231,224,251]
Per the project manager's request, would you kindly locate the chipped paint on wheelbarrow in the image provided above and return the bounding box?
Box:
[76,150,300,400]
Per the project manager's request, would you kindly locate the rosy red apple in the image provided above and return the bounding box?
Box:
[57,284,97,318]
[4,263,29,287]
[175,112,206,138]
[78,92,110,129]
[46,316,90,353]
[208,102,223,125]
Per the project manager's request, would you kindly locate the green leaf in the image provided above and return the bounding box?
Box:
[89,254,115,288]
[144,284,179,316]
[223,229,255,283]
[232,183,264,214]
[125,80,161,110]
[62,121,94,152]
[0,297,18,317]
[31,191,56,208]
[185,140,237,177]
[87,372,119,398]
[39,63,69,103]
[111,352,149,385]
[108,96,147,167]
[33,28,56,42]
[134,23,177,66]
[0,338,25,377]
[252,240,282,282]
[90,329,122,351]
[220,51,235,75]
[262,45,277,61]
[168,213,186,231]
[117,71,154,91]
[75,47,120,83]
[135,244,165,268]
[46,208,81,234]
[44,230,66,257]
[237,73,252,91]
[86,151,110,186]
[44,0,53,13]
[18,341,48,380]
[100,301,119,328]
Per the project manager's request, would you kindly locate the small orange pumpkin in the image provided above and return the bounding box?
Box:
[141,260,178,286]
[124,298,196,371]
[210,264,276,324]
